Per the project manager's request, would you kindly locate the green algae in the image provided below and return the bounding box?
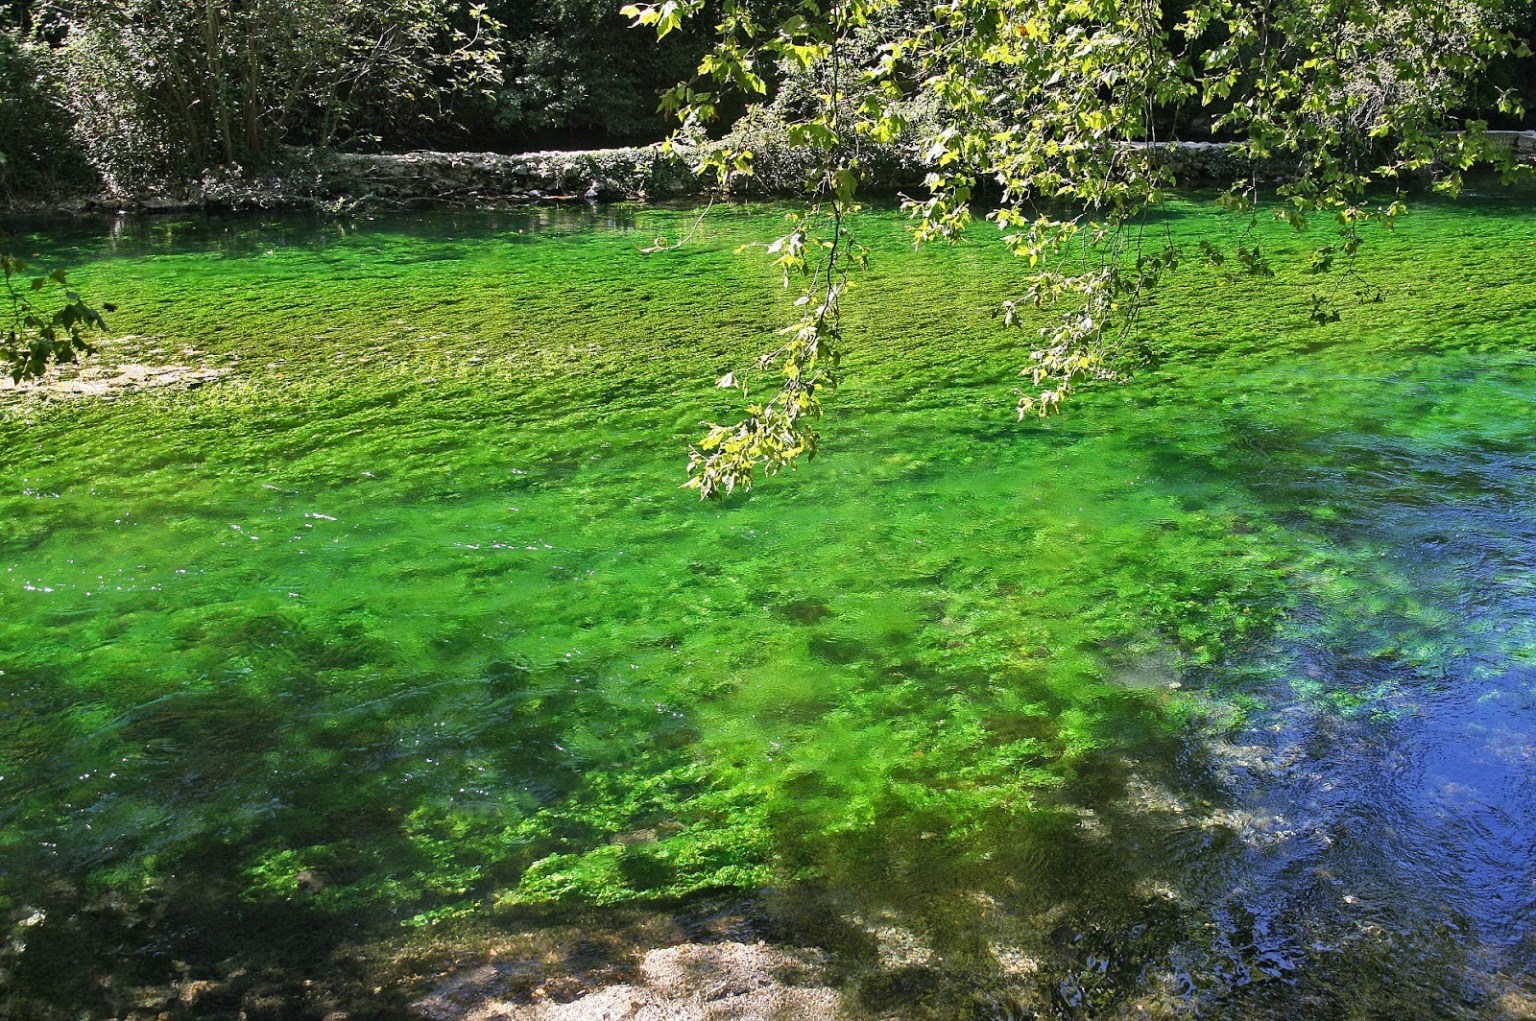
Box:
[2,195,1536,1012]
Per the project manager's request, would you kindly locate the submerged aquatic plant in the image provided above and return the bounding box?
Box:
[3,200,1536,1015]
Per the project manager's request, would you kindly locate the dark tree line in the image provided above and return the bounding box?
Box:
[0,0,1532,202]
[0,0,712,199]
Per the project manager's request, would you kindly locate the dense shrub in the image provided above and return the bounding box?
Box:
[715,105,923,196]
[60,0,503,193]
[472,0,709,148]
[0,29,95,200]
[0,0,1530,203]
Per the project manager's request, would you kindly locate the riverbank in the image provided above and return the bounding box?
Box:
[10,131,1531,218]
[0,147,702,217]
[0,142,1279,217]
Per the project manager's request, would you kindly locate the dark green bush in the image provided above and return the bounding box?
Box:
[478,0,708,147]
[0,30,96,200]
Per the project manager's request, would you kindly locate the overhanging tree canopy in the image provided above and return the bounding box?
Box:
[625,0,1533,497]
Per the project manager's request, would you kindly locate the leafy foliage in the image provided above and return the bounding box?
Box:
[2,0,713,195]
[1,254,106,382]
[484,0,710,145]
[60,0,503,190]
[627,0,1533,497]
[0,28,93,200]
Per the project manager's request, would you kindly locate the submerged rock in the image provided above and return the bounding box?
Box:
[412,941,842,1021]
[295,869,329,895]
[299,147,698,209]
[0,362,230,400]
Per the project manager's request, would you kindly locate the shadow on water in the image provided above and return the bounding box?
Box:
[1041,370,1536,1018]
[394,647,1536,1019]
[5,204,1536,1019]
[7,413,1536,1019]
[1170,655,1536,1021]
[0,661,1176,1019]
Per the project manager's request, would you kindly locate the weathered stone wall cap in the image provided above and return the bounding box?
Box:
[1485,130,1536,157]
[9,131,1531,218]
[307,145,696,204]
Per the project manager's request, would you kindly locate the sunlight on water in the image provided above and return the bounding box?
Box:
[2,196,1535,1018]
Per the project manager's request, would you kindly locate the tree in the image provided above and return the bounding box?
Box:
[624,0,1532,498]
[0,19,93,201]
[60,0,504,191]
[483,0,710,146]
[1,10,105,384]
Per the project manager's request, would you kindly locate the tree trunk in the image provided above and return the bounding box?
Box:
[202,0,236,164]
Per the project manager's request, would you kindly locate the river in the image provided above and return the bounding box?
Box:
[1,197,1533,1018]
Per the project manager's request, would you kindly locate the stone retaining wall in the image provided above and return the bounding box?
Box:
[295,141,1303,207]
[13,132,1535,216]
[301,147,700,206]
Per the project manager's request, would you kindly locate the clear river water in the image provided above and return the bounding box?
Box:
[2,197,1534,1019]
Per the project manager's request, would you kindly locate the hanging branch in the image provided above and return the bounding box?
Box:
[627,0,878,499]
[627,0,1532,497]
[2,254,107,383]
